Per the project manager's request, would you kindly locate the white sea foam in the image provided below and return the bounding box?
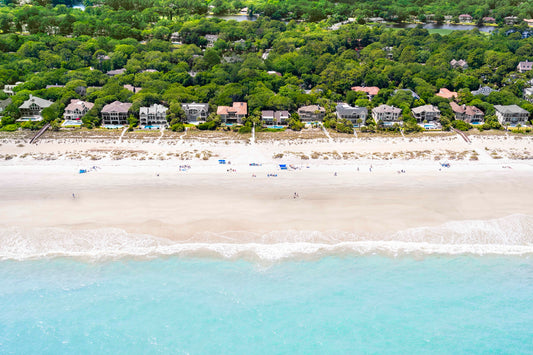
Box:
[0,215,532,261]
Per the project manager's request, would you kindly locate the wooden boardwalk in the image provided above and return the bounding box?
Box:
[452,128,471,143]
[29,123,50,144]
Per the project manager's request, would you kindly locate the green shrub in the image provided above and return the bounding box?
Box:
[170,122,185,132]
[0,124,18,132]
[452,120,472,131]
[288,118,304,131]
[238,125,252,133]
[197,120,219,130]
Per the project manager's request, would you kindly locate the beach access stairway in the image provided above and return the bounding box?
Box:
[452,128,471,143]
[29,123,50,144]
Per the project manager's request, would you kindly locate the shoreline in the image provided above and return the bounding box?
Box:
[1,134,532,258]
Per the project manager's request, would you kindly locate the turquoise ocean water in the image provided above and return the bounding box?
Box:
[1,255,532,354]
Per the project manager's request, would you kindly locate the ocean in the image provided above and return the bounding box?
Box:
[1,216,533,353]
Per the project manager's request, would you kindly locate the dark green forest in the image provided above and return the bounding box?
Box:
[0,0,532,133]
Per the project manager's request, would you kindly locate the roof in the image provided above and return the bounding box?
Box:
[106,68,126,76]
[65,99,94,112]
[372,104,401,114]
[472,86,498,96]
[412,105,440,114]
[46,84,65,89]
[298,105,325,113]
[217,102,247,115]
[140,104,168,115]
[517,61,532,71]
[351,86,380,96]
[19,95,53,109]
[182,103,209,110]
[0,97,12,108]
[450,59,468,68]
[336,103,368,115]
[494,104,529,114]
[123,84,142,93]
[262,110,275,117]
[436,88,458,99]
[450,102,483,116]
[101,101,132,113]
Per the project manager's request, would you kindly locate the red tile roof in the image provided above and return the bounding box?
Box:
[351,86,380,96]
[436,88,458,99]
[217,102,247,115]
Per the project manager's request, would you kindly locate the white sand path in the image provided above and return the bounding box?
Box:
[117,126,128,144]
[154,125,165,144]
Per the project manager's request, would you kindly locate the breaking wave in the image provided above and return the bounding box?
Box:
[0,215,532,261]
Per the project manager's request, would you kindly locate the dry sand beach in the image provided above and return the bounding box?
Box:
[1,130,533,257]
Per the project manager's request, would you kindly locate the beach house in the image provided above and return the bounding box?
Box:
[494,105,530,126]
[412,105,441,123]
[471,85,498,96]
[139,104,168,127]
[123,84,142,93]
[371,105,402,124]
[524,87,533,103]
[3,82,24,96]
[101,101,132,125]
[436,88,458,100]
[458,14,473,22]
[336,103,368,125]
[18,95,53,121]
[517,60,532,73]
[261,110,275,125]
[217,102,247,124]
[297,105,325,122]
[64,99,94,121]
[450,59,468,70]
[504,16,519,25]
[205,34,218,47]
[182,103,209,121]
[262,110,290,125]
[351,86,380,100]
[450,102,484,123]
[106,68,126,76]
[275,111,290,125]
[0,97,12,114]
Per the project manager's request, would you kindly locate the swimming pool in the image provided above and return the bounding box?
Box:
[423,123,440,130]
[267,125,285,129]
[62,120,82,126]
[102,125,125,129]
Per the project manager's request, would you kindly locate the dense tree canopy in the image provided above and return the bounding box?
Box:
[0,0,532,131]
